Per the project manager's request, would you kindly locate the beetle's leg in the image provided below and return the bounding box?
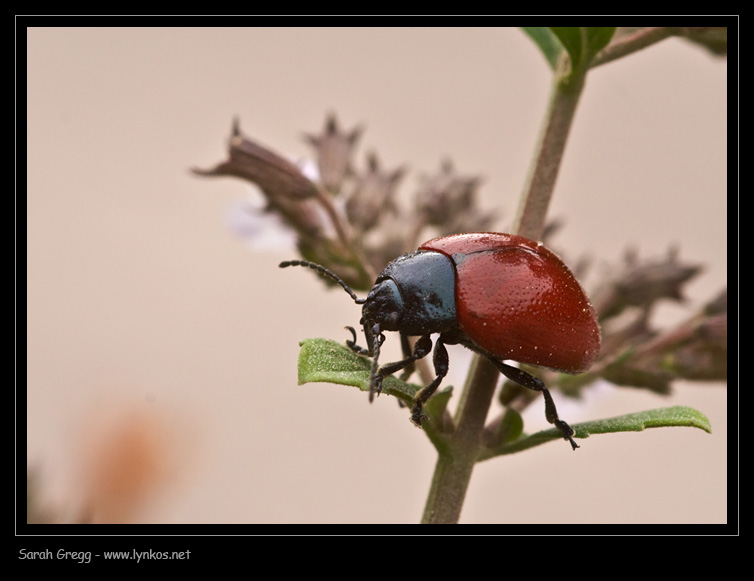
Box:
[366,323,390,401]
[346,322,384,358]
[371,335,432,403]
[398,333,417,381]
[410,337,449,426]
[345,326,369,356]
[491,360,579,451]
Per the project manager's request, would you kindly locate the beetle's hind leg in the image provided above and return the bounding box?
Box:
[491,360,579,451]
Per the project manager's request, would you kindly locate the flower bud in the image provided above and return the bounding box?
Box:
[304,114,362,194]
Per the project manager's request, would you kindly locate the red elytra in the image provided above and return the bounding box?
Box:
[419,232,601,374]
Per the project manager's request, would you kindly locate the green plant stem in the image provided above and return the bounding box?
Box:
[514,55,586,240]
[420,55,588,524]
[421,356,500,524]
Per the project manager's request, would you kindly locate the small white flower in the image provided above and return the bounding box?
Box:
[225,186,297,251]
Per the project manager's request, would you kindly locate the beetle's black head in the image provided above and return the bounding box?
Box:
[361,278,403,332]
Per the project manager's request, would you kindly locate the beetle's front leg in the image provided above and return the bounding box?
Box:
[345,326,369,355]
[398,333,417,381]
[371,335,432,402]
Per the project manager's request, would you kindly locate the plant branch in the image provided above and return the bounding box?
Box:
[313,185,378,280]
[590,27,676,69]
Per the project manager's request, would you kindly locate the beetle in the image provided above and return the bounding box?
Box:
[280,232,601,450]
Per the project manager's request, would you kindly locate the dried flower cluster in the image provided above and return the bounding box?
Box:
[589,248,727,394]
[193,114,493,289]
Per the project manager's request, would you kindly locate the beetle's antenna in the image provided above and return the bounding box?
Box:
[368,323,382,402]
[279,260,366,304]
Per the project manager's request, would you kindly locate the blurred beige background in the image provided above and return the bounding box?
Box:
[26,27,727,524]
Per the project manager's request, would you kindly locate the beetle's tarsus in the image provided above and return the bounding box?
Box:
[555,419,579,450]
[409,404,427,427]
[369,375,383,402]
[345,326,369,355]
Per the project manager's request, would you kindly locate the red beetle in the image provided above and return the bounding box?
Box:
[281,232,601,450]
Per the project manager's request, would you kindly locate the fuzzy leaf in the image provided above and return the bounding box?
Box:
[297,338,420,405]
[521,27,564,70]
[584,27,617,61]
[498,408,525,444]
[478,406,711,460]
[550,27,584,70]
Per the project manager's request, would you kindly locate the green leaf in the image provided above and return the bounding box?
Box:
[478,406,711,460]
[584,27,617,61]
[297,337,453,447]
[573,405,711,436]
[550,27,584,70]
[498,407,524,444]
[521,27,564,70]
[297,338,420,405]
